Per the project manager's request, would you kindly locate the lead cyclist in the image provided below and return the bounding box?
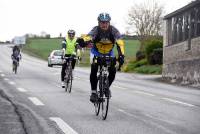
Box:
[77,12,125,103]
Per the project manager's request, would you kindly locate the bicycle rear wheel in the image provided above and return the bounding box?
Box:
[94,91,100,116]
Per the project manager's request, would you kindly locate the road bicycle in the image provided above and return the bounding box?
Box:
[63,56,77,93]
[93,55,119,120]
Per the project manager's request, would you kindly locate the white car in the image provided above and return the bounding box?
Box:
[48,50,64,67]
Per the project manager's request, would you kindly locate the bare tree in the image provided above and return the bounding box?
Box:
[127,1,164,50]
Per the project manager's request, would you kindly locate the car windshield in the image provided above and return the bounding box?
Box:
[54,51,63,56]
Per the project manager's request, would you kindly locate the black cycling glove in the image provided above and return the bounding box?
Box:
[118,55,125,65]
[76,38,86,47]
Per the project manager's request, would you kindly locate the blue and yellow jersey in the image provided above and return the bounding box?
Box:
[82,25,125,56]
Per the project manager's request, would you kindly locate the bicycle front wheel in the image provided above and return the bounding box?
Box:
[101,96,109,120]
[94,101,100,116]
[13,63,17,74]
[67,71,73,93]
[65,75,72,92]
[64,72,69,92]
[100,76,109,120]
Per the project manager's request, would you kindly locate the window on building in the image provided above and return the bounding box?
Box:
[191,8,196,38]
[166,3,200,46]
[172,17,178,44]
[178,16,183,42]
[168,18,173,45]
[184,13,189,41]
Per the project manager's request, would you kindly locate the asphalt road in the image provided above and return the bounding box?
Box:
[0,44,200,134]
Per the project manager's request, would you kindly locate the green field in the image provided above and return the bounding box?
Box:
[23,38,140,61]
[124,39,140,58]
[23,38,62,60]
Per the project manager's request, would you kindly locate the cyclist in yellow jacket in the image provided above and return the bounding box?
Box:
[61,30,78,88]
[78,13,125,102]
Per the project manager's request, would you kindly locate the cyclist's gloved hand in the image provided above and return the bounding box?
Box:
[118,55,125,65]
[77,38,85,47]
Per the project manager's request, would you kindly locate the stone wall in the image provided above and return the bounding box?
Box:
[162,36,200,86]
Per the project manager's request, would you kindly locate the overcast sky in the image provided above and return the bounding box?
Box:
[0,0,192,41]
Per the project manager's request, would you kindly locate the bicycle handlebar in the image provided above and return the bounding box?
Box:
[94,56,122,71]
[63,56,78,60]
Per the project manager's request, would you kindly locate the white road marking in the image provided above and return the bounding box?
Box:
[9,81,15,85]
[118,109,176,134]
[74,76,80,79]
[113,85,155,96]
[162,98,195,107]
[144,113,176,125]
[28,97,44,106]
[17,88,27,92]
[4,78,9,81]
[118,109,136,117]
[113,85,127,89]
[133,91,155,96]
[50,117,78,134]
[0,74,5,77]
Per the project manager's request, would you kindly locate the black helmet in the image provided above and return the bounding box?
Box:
[68,30,75,36]
[97,13,111,22]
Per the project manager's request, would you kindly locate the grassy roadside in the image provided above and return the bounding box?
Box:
[124,59,162,74]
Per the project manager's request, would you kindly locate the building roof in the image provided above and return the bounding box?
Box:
[164,0,200,19]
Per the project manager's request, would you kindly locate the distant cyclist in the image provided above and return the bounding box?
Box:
[11,45,22,67]
[78,13,125,103]
[61,29,81,88]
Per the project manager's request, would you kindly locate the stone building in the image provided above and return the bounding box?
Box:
[163,0,200,86]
